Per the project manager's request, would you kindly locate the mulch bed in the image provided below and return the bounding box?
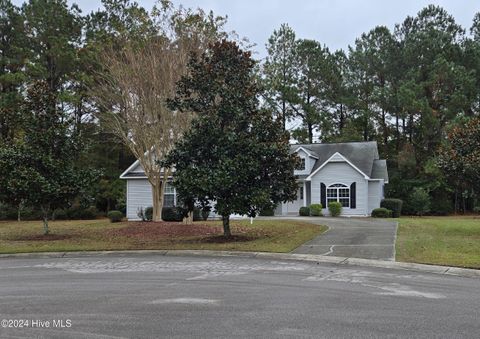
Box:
[107,221,261,243]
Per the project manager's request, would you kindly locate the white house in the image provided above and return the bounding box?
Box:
[120,141,388,220]
[276,141,388,216]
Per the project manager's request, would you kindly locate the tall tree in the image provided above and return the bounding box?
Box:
[166,40,298,236]
[0,0,27,144]
[92,4,228,222]
[0,81,96,234]
[263,23,297,130]
[437,117,480,212]
[290,39,330,143]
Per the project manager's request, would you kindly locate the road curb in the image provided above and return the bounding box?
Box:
[0,249,479,278]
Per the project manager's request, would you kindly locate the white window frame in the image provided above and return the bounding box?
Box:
[164,182,176,207]
[326,183,350,208]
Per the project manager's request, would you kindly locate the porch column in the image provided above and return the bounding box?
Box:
[303,181,307,207]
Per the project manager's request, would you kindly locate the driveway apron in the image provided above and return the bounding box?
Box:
[291,217,398,261]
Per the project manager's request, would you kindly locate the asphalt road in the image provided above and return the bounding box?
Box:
[0,254,479,339]
[291,217,397,260]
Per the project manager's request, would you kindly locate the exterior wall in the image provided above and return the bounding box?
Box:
[310,162,368,216]
[281,185,304,215]
[293,149,316,176]
[367,180,384,214]
[126,179,152,220]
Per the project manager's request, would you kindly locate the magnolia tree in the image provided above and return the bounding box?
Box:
[0,82,96,235]
[92,5,229,221]
[166,40,298,237]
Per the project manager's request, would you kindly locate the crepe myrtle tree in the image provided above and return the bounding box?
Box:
[165,40,298,237]
[0,81,97,235]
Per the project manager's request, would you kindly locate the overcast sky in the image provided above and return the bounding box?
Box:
[13,0,480,59]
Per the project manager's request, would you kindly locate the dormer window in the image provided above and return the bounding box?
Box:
[296,158,306,171]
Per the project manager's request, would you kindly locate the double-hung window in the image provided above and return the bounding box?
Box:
[326,183,350,207]
[164,182,176,207]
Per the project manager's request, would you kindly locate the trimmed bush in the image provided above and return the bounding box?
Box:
[299,206,310,216]
[107,210,123,223]
[380,198,403,218]
[259,207,275,216]
[162,207,183,222]
[328,202,342,217]
[371,207,392,218]
[144,206,153,221]
[309,203,323,216]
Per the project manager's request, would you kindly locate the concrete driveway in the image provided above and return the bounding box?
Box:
[291,217,397,261]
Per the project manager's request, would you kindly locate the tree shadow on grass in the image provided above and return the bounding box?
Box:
[9,234,72,241]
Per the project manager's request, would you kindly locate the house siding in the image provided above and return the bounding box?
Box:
[293,149,316,176]
[368,180,384,215]
[281,185,304,215]
[126,179,152,220]
[309,162,368,216]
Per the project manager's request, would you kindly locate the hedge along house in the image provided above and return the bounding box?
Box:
[120,141,388,220]
[276,141,388,216]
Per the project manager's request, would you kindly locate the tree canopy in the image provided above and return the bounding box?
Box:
[166,40,298,236]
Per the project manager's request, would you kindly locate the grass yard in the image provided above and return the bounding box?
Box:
[396,216,480,269]
[0,219,327,254]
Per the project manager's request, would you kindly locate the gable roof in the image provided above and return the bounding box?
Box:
[371,159,389,183]
[292,146,319,159]
[292,141,379,178]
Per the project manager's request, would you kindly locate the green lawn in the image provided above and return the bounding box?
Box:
[396,216,480,269]
[0,219,327,254]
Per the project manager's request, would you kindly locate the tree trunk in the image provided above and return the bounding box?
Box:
[222,215,231,237]
[151,182,164,222]
[339,104,344,131]
[17,201,22,222]
[395,114,400,152]
[308,123,313,144]
[183,211,194,224]
[41,205,50,235]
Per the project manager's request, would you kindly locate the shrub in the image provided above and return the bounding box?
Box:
[259,207,275,216]
[68,205,98,220]
[473,206,480,214]
[299,206,310,216]
[380,199,403,218]
[429,197,453,216]
[53,209,69,220]
[409,188,431,216]
[144,206,153,221]
[309,203,323,216]
[328,202,342,217]
[116,201,126,215]
[371,208,392,218]
[162,207,183,222]
[201,207,211,221]
[107,210,123,223]
[193,208,202,221]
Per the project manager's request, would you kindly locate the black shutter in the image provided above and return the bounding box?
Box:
[320,183,326,207]
[350,182,356,209]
